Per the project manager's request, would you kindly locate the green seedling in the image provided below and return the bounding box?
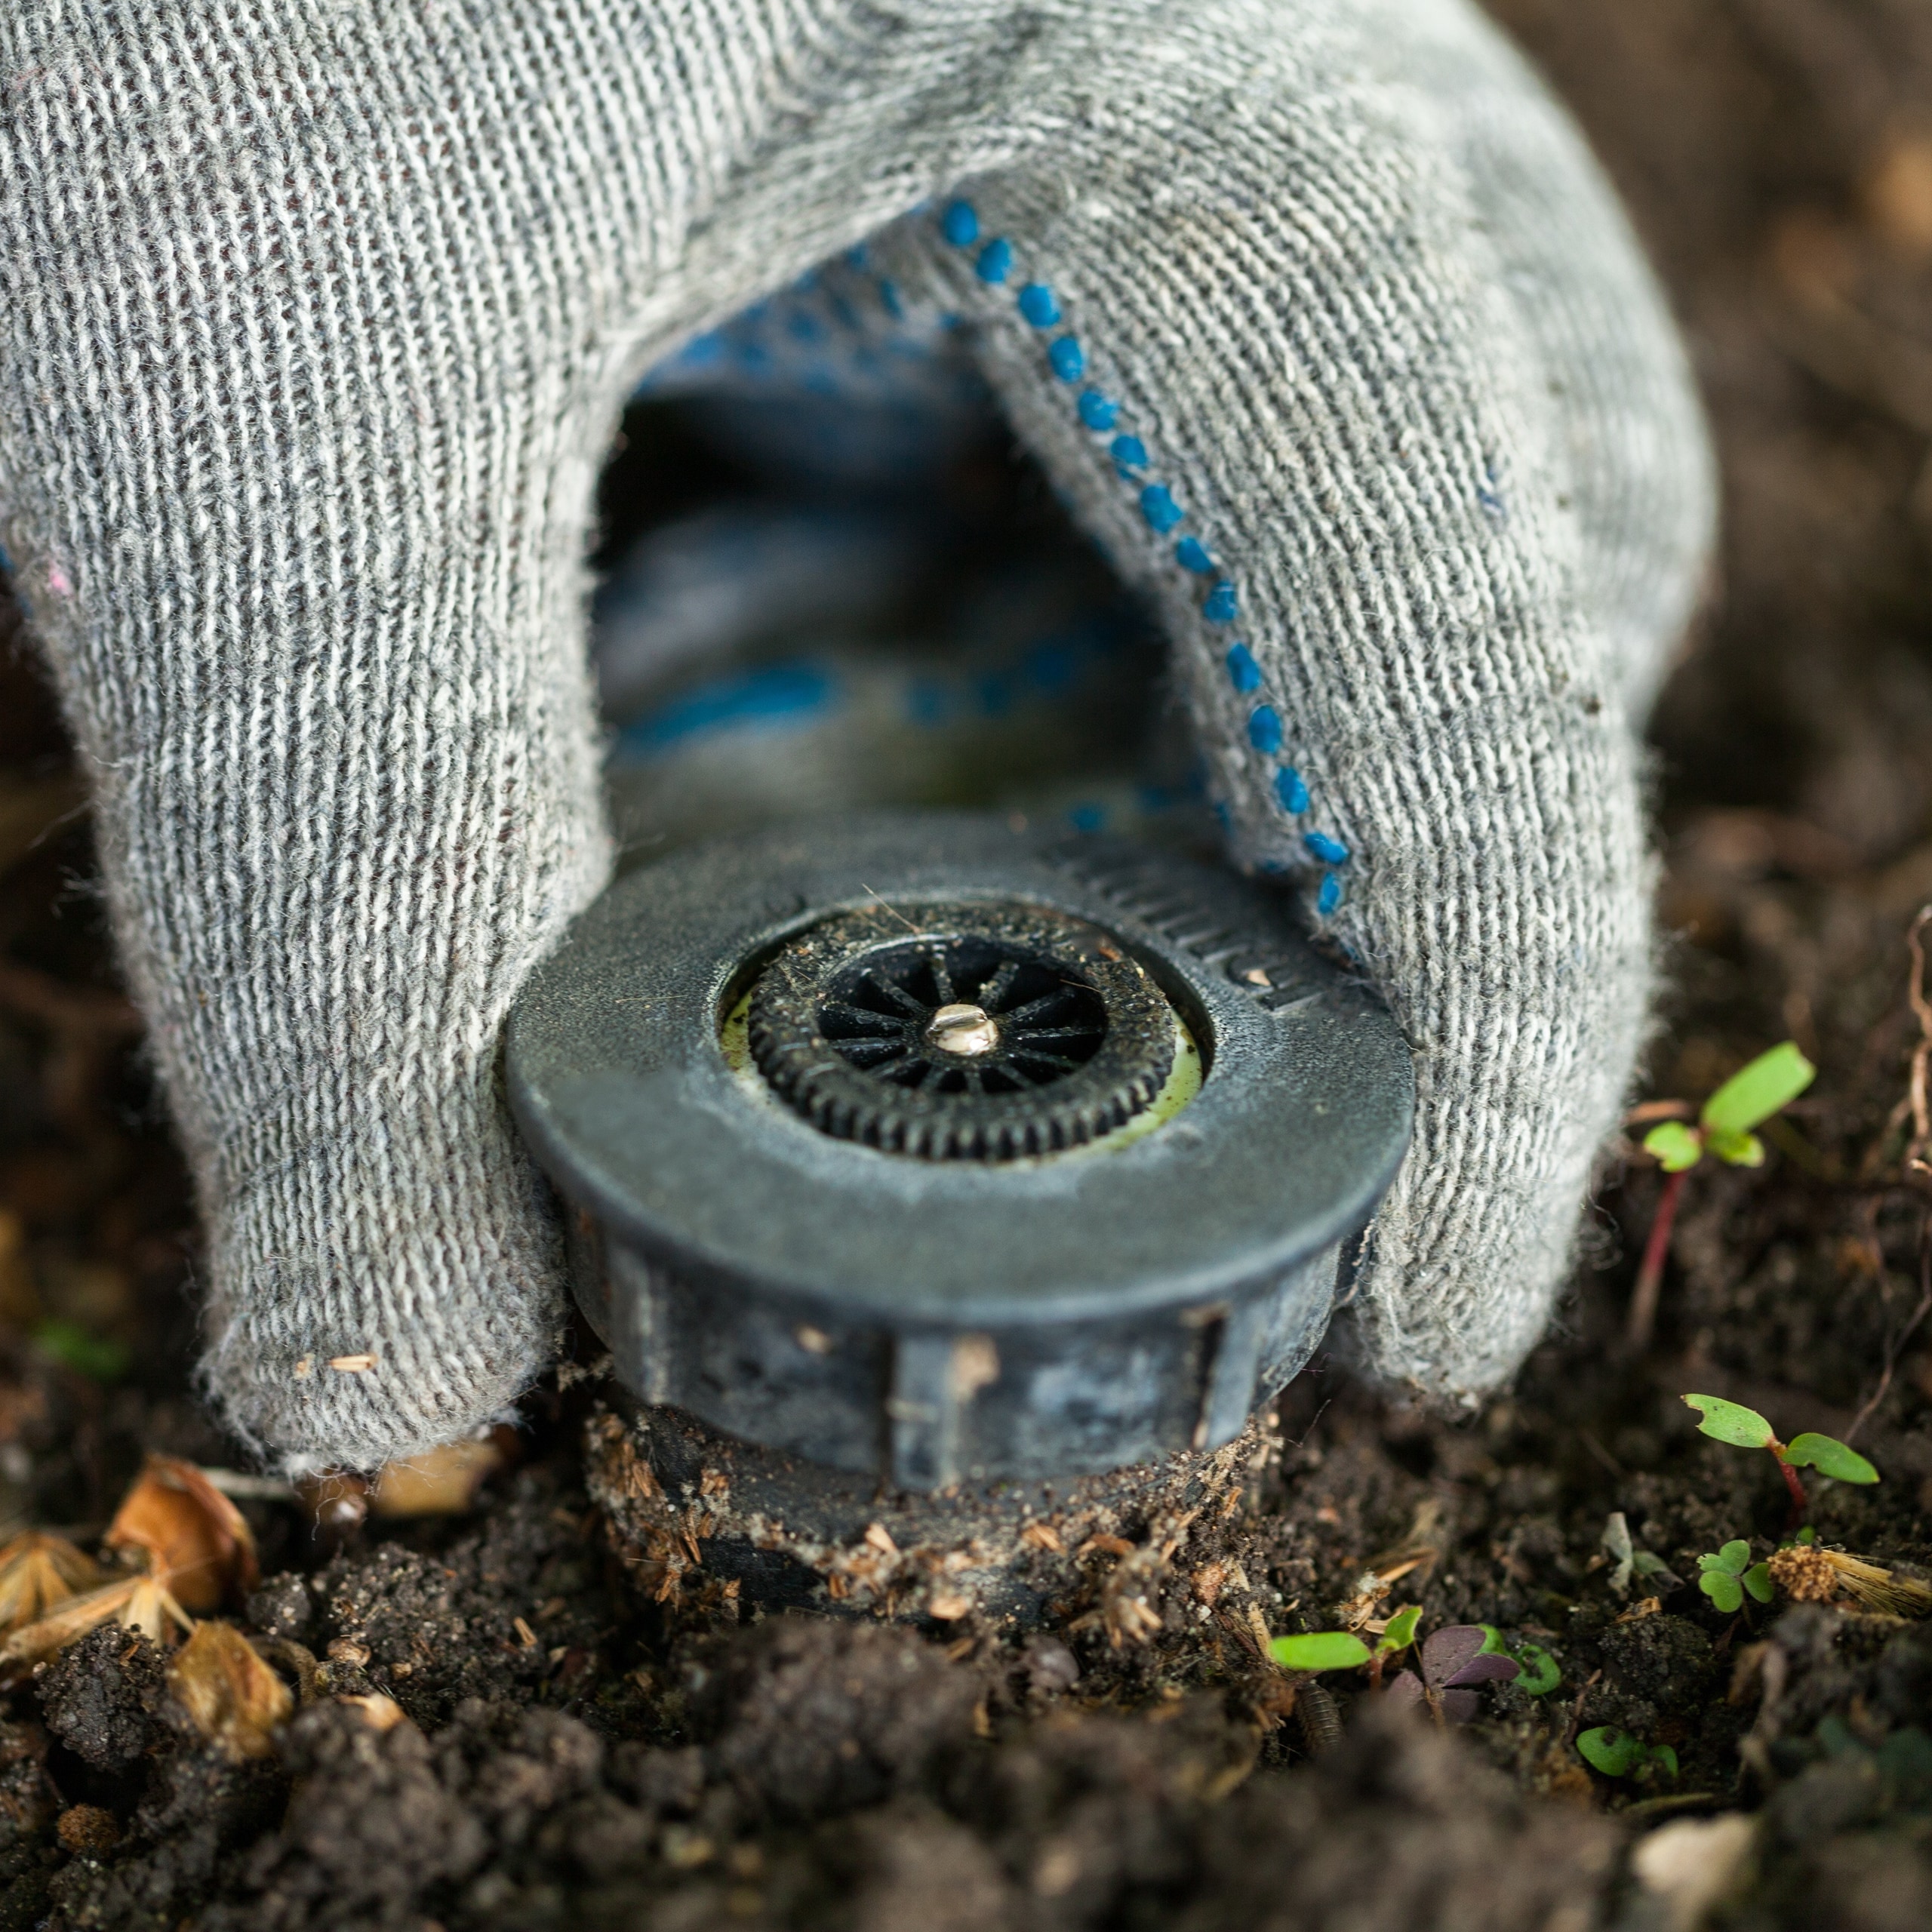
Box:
[1478,1623,1561,1695]
[30,1318,131,1383]
[1271,1604,1422,1689]
[1577,1725,1678,1783]
[1684,1393,1878,1526]
[1627,1042,1816,1350]
[1696,1540,1773,1614]
[1269,1630,1371,1673]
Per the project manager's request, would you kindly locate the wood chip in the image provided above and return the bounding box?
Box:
[512,1616,538,1647]
[328,1354,377,1373]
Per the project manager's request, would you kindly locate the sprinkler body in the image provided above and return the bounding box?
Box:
[507,810,1412,1615]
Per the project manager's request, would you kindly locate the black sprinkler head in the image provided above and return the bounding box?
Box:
[507,811,1412,1499]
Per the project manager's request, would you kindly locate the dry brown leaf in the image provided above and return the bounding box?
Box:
[106,1456,258,1611]
[0,1532,103,1635]
[168,1621,293,1761]
[0,1574,193,1675]
[369,1438,504,1518]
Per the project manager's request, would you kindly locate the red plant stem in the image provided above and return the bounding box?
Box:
[1626,1168,1687,1352]
[1367,1652,1385,1692]
[1774,1451,1808,1528]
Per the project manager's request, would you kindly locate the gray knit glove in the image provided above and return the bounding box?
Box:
[0,0,1711,1472]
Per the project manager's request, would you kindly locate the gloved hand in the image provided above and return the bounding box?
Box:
[0,0,1711,1473]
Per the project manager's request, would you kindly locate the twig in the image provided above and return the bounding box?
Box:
[1845,1210,1932,1445]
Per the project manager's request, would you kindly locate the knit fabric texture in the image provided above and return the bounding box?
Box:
[0,0,1712,1472]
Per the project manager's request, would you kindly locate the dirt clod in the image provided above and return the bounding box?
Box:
[36,1626,165,1774]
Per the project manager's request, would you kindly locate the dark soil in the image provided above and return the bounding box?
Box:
[5,2,1932,1925]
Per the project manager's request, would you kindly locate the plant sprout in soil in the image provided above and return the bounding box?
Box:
[1478,1625,1561,1696]
[1271,1607,1420,1691]
[1684,1392,1878,1527]
[1577,1726,1678,1785]
[1383,1625,1519,1723]
[1626,1041,1816,1351]
[1696,1539,1774,1614]
[1269,1617,1528,1724]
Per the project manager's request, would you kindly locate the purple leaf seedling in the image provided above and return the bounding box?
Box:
[1383,1624,1519,1724]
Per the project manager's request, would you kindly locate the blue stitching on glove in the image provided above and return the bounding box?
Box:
[1018,283,1060,327]
[1078,390,1118,431]
[1140,485,1183,533]
[977,238,1014,283]
[937,200,1353,906]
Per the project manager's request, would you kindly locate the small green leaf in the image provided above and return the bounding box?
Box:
[1703,1127,1765,1168]
[1683,1394,1777,1449]
[1699,1569,1744,1614]
[31,1318,131,1383]
[1652,1744,1680,1780]
[1699,1540,1752,1577]
[1269,1632,1372,1672]
[1744,1562,1774,1604]
[1513,1643,1561,1697]
[1377,1605,1422,1657]
[1700,1042,1816,1137]
[1643,1121,1704,1172]
[1478,1625,1560,1695]
[1783,1434,1879,1484]
[1578,1727,1645,1778]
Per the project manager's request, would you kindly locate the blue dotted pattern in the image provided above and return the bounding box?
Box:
[937,198,1350,913]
